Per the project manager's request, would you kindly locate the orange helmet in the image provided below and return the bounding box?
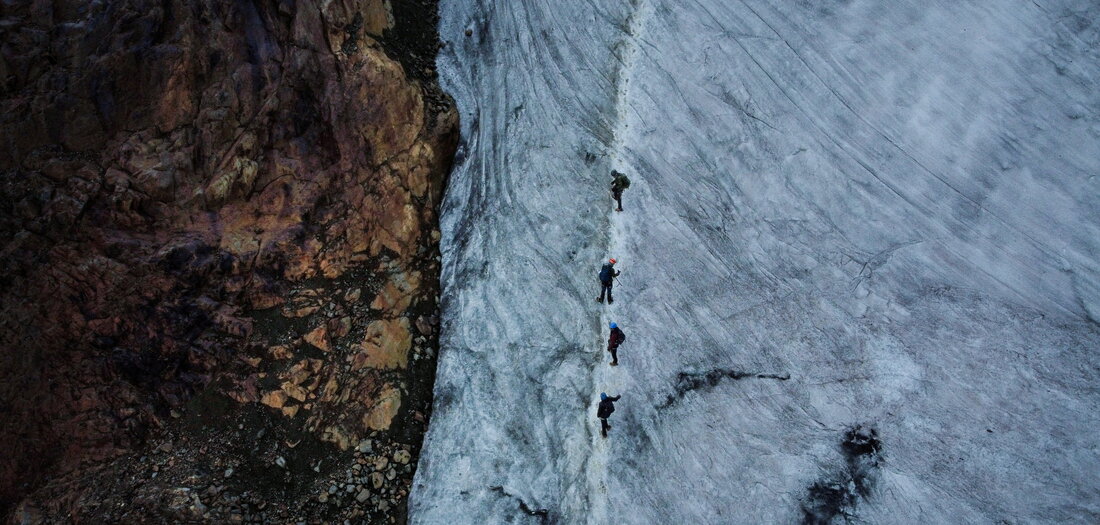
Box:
[609,258,617,264]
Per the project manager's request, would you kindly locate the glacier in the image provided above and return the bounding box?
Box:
[412,0,1100,523]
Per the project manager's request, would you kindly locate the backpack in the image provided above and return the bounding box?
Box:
[612,173,631,190]
[597,400,615,418]
[598,263,613,283]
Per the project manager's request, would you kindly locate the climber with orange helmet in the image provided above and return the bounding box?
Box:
[596,258,620,304]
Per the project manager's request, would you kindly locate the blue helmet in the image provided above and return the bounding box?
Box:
[600,392,608,401]
[609,322,617,329]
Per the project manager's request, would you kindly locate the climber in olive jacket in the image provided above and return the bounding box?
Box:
[610,170,630,211]
[597,392,621,438]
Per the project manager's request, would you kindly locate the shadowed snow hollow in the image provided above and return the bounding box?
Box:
[413,1,1100,523]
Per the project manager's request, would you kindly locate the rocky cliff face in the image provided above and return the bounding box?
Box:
[0,0,455,522]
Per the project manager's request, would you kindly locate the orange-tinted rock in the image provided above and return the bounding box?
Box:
[303,325,331,352]
[282,383,309,403]
[283,303,322,318]
[329,317,353,339]
[362,385,402,431]
[371,270,422,315]
[261,391,289,410]
[283,359,321,387]
[321,426,355,451]
[351,319,411,370]
[371,281,410,314]
[269,345,295,360]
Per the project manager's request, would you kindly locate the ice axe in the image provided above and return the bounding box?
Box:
[613,270,627,286]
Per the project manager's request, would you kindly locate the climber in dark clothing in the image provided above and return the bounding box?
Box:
[607,322,625,366]
[597,392,621,438]
[596,258,620,304]
[610,170,631,212]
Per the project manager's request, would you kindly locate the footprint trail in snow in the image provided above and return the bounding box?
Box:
[586,2,652,523]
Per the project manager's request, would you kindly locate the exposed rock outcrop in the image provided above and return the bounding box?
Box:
[0,0,456,522]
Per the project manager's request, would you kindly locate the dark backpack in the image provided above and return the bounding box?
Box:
[611,173,631,190]
[598,263,613,283]
[597,399,615,418]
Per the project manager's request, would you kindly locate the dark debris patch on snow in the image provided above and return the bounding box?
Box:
[842,425,883,497]
[658,368,791,409]
[488,485,552,523]
[801,425,883,524]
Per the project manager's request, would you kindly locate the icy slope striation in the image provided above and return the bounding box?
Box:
[413,0,1100,523]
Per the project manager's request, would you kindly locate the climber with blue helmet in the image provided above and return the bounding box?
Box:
[607,322,625,366]
[596,392,621,438]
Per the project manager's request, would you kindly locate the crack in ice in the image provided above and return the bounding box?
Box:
[658,368,791,409]
[488,485,551,522]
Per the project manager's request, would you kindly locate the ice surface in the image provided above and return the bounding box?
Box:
[412,1,1100,523]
